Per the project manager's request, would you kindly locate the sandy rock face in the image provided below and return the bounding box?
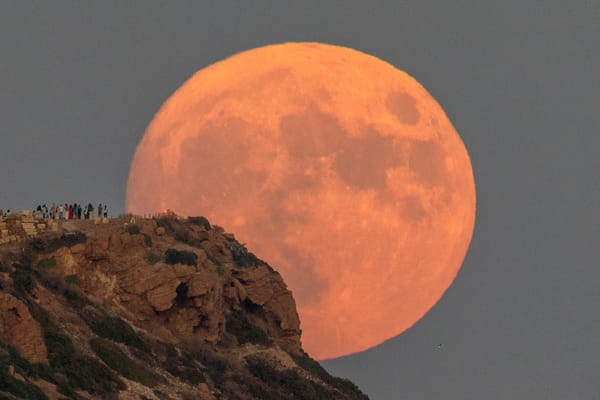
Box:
[241,266,276,306]
[64,221,303,351]
[197,383,215,400]
[32,218,303,353]
[146,278,180,312]
[236,266,302,351]
[54,246,80,275]
[0,216,369,400]
[187,269,219,297]
[0,292,47,363]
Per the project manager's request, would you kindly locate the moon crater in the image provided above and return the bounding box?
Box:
[386,91,421,125]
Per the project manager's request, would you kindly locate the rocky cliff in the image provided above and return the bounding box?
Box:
[0,213,368,400]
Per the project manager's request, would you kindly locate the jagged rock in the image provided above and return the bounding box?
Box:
[236,266,302,351]
[0,292,48,363]
[0,216,368,400]
[147,278,180,311]
[200,234,232,265]
[172,264,199,279]
[61,221,79,233]
[232,278,247,302]
[240,266,277,306]
[54,247,79,275]
[69,243,86,254]
[85,236,110,261]
[188,224,211,241]
[188,270,219,297]
[120,265,178,295]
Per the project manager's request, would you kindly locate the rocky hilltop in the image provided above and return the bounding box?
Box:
[0,212,368,400]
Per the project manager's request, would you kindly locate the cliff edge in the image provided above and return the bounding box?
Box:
[0,212,368,400]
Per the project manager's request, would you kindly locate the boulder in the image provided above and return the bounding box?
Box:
[120,265,177,295]
[240,266,275,306]
[232,278,247,302]
[236,266,301,350]
[0,292,48,363]
[54,247,79,275]
[85,236,110,261]
[197,383,215,400]
[147,279,180,312]
[187,270,219,297]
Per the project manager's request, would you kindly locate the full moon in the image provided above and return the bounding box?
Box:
[126,42,476,360]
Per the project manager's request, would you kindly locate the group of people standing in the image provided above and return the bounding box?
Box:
[35,203,108,220]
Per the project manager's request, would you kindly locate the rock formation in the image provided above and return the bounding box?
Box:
[0,214,369,399]
[0,293,47,364]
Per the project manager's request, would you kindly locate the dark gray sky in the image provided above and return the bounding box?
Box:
[2,2,599,399]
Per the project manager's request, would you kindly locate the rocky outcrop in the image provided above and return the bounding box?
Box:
[0,292,47,363]
[0,211,62,244]
[43,217,305,353]
[0,215,368,400]
[236,265,302,350]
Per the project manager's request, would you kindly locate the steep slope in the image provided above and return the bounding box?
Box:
[0,213,368,400]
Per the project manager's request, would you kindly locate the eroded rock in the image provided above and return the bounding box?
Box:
[0,292,48,363]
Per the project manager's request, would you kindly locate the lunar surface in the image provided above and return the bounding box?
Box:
[126,42,476,360]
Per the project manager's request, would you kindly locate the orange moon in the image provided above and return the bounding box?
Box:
[126,42,476,360]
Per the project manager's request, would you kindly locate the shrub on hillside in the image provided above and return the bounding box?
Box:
[226,310,271,346]
[19,295,124,397]
[161,344,206,385]
[0,261,9,273]
[29,233,87,253]
[37,257,56,269]
[146,252,162,265]
[126,224,141,235]
[245,355,329,400]
[0,342,54,385]
[290,351,368,398]
[181,342,229,385]
[227,240,261,267]
[63,285,90,309]
[89,338,162,388]
[86,315,148,351]
[165,249,197,266]
[155,217,198,245]
[187,216,212,231]
[45,329,125,396]
[11,268,34,297]
[65,274,80,286]
[0,365,48,400]
[143,233,153,247]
